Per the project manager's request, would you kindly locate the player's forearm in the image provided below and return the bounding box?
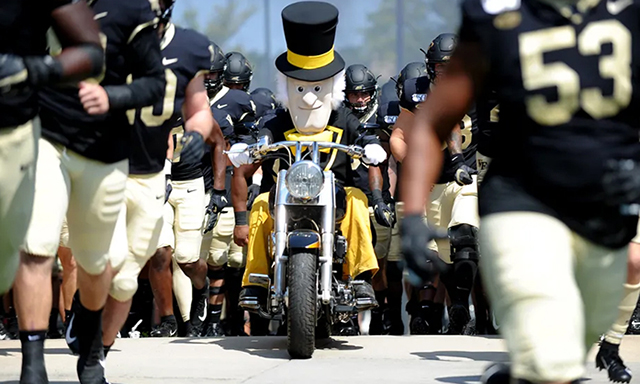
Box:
[184,109,214,141]
[30,1,104,84]
[447,125,463,155]
[232,165,255,214]
[368,165,384,195]
[210,124,226,191]
[401,126,443,215]
[104,28,164,110]
[390,129,407,162]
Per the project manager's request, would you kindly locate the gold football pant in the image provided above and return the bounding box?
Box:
[0,119,39,294]
[242,187,379,288]
[480,212,628,383]
[603,222,640,345]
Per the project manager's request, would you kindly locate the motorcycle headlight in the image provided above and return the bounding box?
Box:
[285,161,324,200]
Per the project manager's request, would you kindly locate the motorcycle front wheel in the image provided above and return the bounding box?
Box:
[287,252,317,359]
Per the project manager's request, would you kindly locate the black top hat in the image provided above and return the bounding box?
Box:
[275,1,345,82]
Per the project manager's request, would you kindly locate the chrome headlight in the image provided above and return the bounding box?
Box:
[285,161,324,200]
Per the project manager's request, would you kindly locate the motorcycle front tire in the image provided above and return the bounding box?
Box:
[287,252,317,359]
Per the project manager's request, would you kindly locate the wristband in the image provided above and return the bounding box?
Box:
[164,159,172,179]
[235,211,248,226]
[213,188,226,196]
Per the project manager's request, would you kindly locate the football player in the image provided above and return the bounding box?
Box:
[102,0,223,352]
[401,0,640,383]
[392,34,480,335]
[147,1,225,339]
[343,64,394,335]
[377,79,405,335]
[0,0,104,298]
[203,48,258,335]
[223,51,253,92]
[14,0,165,382]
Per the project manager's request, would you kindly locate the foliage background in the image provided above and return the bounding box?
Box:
[174,0,461,92]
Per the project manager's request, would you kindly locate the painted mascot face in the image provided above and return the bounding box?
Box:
[286,77,334,135]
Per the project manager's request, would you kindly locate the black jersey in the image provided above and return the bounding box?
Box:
[201,107,233,192]
[476,91,499,157]
[209,86,256,143]
[400,76,479,184]
[130,23,211,175]
[153,25,212,181]
[258,107,380,194]
[38,0,162,163]
[0,0,60,128]
[461,0,640,247]
[348,110,392,204]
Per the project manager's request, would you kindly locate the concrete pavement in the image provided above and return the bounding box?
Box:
[1,335,639,383]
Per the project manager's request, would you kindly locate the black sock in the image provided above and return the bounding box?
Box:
[20,330,48,384]
[76,302,104,364]
[76,301,105,383]
[208,304,223,323]
[160,315,176,324]
[65,310,72,323]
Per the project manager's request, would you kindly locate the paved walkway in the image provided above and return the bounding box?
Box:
[1,336,639,383]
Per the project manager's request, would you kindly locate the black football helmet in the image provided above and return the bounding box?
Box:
[344,64,378,119]
[426,33,457,80]
[395,61,427,100]
[205,42,225,98]
[223,52,252,92]
[159,0,175,26]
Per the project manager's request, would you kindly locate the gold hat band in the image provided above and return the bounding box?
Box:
[287,46,335,70]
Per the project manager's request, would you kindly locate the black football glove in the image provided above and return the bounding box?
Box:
[179,131,205,165]
[165,183,172,204]
[400,214,448,286]
[451,154,476,186]
[602,159,640,207]
[203,189,228,234]
[371,189,395,228]
[247,183,261,210]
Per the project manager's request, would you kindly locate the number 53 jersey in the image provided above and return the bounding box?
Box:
[461,0,640,248]
[128,23,212,176]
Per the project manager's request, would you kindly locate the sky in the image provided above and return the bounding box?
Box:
[171,0,462,89]
[173,0,387,54]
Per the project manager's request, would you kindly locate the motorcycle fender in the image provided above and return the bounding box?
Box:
[288,230,321,255]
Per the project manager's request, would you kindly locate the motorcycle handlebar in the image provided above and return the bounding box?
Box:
[225,140,365,160]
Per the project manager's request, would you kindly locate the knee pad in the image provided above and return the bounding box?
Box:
[109,274,139,302]
[207,267,226,281]
[386,261,403,283]
[447,224,479,304]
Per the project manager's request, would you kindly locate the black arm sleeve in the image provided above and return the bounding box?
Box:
[104,26,164,110]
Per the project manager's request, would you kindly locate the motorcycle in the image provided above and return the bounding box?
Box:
[230,137,373,359]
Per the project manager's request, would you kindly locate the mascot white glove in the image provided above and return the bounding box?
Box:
[227,143,252,168]
[363,144,387,166]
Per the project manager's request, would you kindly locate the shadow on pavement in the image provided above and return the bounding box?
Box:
[412,350,509,362]
[172,336,290,359]
[170,336,362,359]
[0,348,73,356]
[316,338,363,352]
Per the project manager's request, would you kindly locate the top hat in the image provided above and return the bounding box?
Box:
[275,1,345,82]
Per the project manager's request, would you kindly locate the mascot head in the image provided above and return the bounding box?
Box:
[274,1,345,135]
